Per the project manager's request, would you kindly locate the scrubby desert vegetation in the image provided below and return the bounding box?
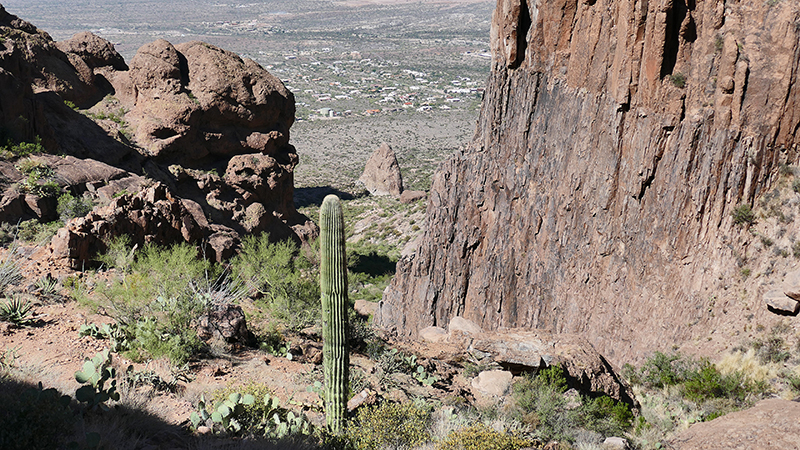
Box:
[3,192,800,449]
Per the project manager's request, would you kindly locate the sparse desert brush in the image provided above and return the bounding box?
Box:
[437,422,532,450]
[231,232,320,331]
[717,349,777,385]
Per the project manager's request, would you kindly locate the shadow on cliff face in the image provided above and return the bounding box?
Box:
[294,186,360,208]
[0,377,316,450]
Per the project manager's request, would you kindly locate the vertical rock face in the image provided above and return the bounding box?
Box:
[376,0,800,363]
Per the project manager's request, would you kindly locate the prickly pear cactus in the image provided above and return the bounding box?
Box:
[320,194,349,434]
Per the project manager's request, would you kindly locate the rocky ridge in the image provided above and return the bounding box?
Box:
[0,4,315,264]
[376,0,800,364]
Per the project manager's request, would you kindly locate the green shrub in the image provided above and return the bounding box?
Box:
[512,365,576,442]
[93,242,221,365]
[637,351,688,388]
[231,233,320,331]
[512,365,633,443]
[57,193,93,223]
[580,395,634,437]
[669,73,686,88]
[96,235,135,273]
[732,204,755,226]
[345,401,431,450]
[14,220,61,243]
[0,136,45,159]
[681,360,751,403]
[437,423,531,450]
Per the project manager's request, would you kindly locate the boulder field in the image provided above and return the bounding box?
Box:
[0,4,315,264]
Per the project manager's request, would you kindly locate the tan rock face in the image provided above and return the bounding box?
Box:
[376,0,800,364]
[358,142,404,197]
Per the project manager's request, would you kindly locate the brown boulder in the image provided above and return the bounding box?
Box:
[47,183,207,268]
[399,190,426,204]
[197,303,255,347]
[445,317,635,405]
[56,32,128,71]
[120,40,295,165]
[358,142,403,197]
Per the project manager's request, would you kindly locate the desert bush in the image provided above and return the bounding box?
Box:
[0,136,45,159]
[669,73,686,88]
[437,423,531,450]
[345,401,432,450]
[0,247,23,295]
[636,351,690,388]
[732,204,755,225]
[57,192,93,223]
[231,233,320,331]
[92,242,223,365]
[14,219,61,243]
[96,235,135,273]
[512,365,633,443]
[512,365,577,442]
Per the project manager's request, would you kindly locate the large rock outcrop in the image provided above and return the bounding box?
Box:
[0,4,315,259]
[376,0,800,364]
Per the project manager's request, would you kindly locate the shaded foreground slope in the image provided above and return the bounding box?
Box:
[377,0,800,364]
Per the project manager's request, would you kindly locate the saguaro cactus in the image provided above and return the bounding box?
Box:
[320,194,349,434]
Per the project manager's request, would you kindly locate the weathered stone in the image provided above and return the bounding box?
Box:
[358,142,403,197]
[602,437,629,450]
[783,270,800,301]
[55,31,128,71]
[376,0,800,365]
[471,370,513,397]
[419,326,448,343]
[354,299,378,318]
[47,183,206,268]
[399,190,426,204]
[197,303,255,346]
[455,327,635,405]
[764,289,800,315]
[448,316,483,336]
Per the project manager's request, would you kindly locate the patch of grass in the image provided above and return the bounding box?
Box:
[732,204,755,226]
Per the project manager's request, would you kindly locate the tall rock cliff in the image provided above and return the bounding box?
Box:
[376,0,800,363]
